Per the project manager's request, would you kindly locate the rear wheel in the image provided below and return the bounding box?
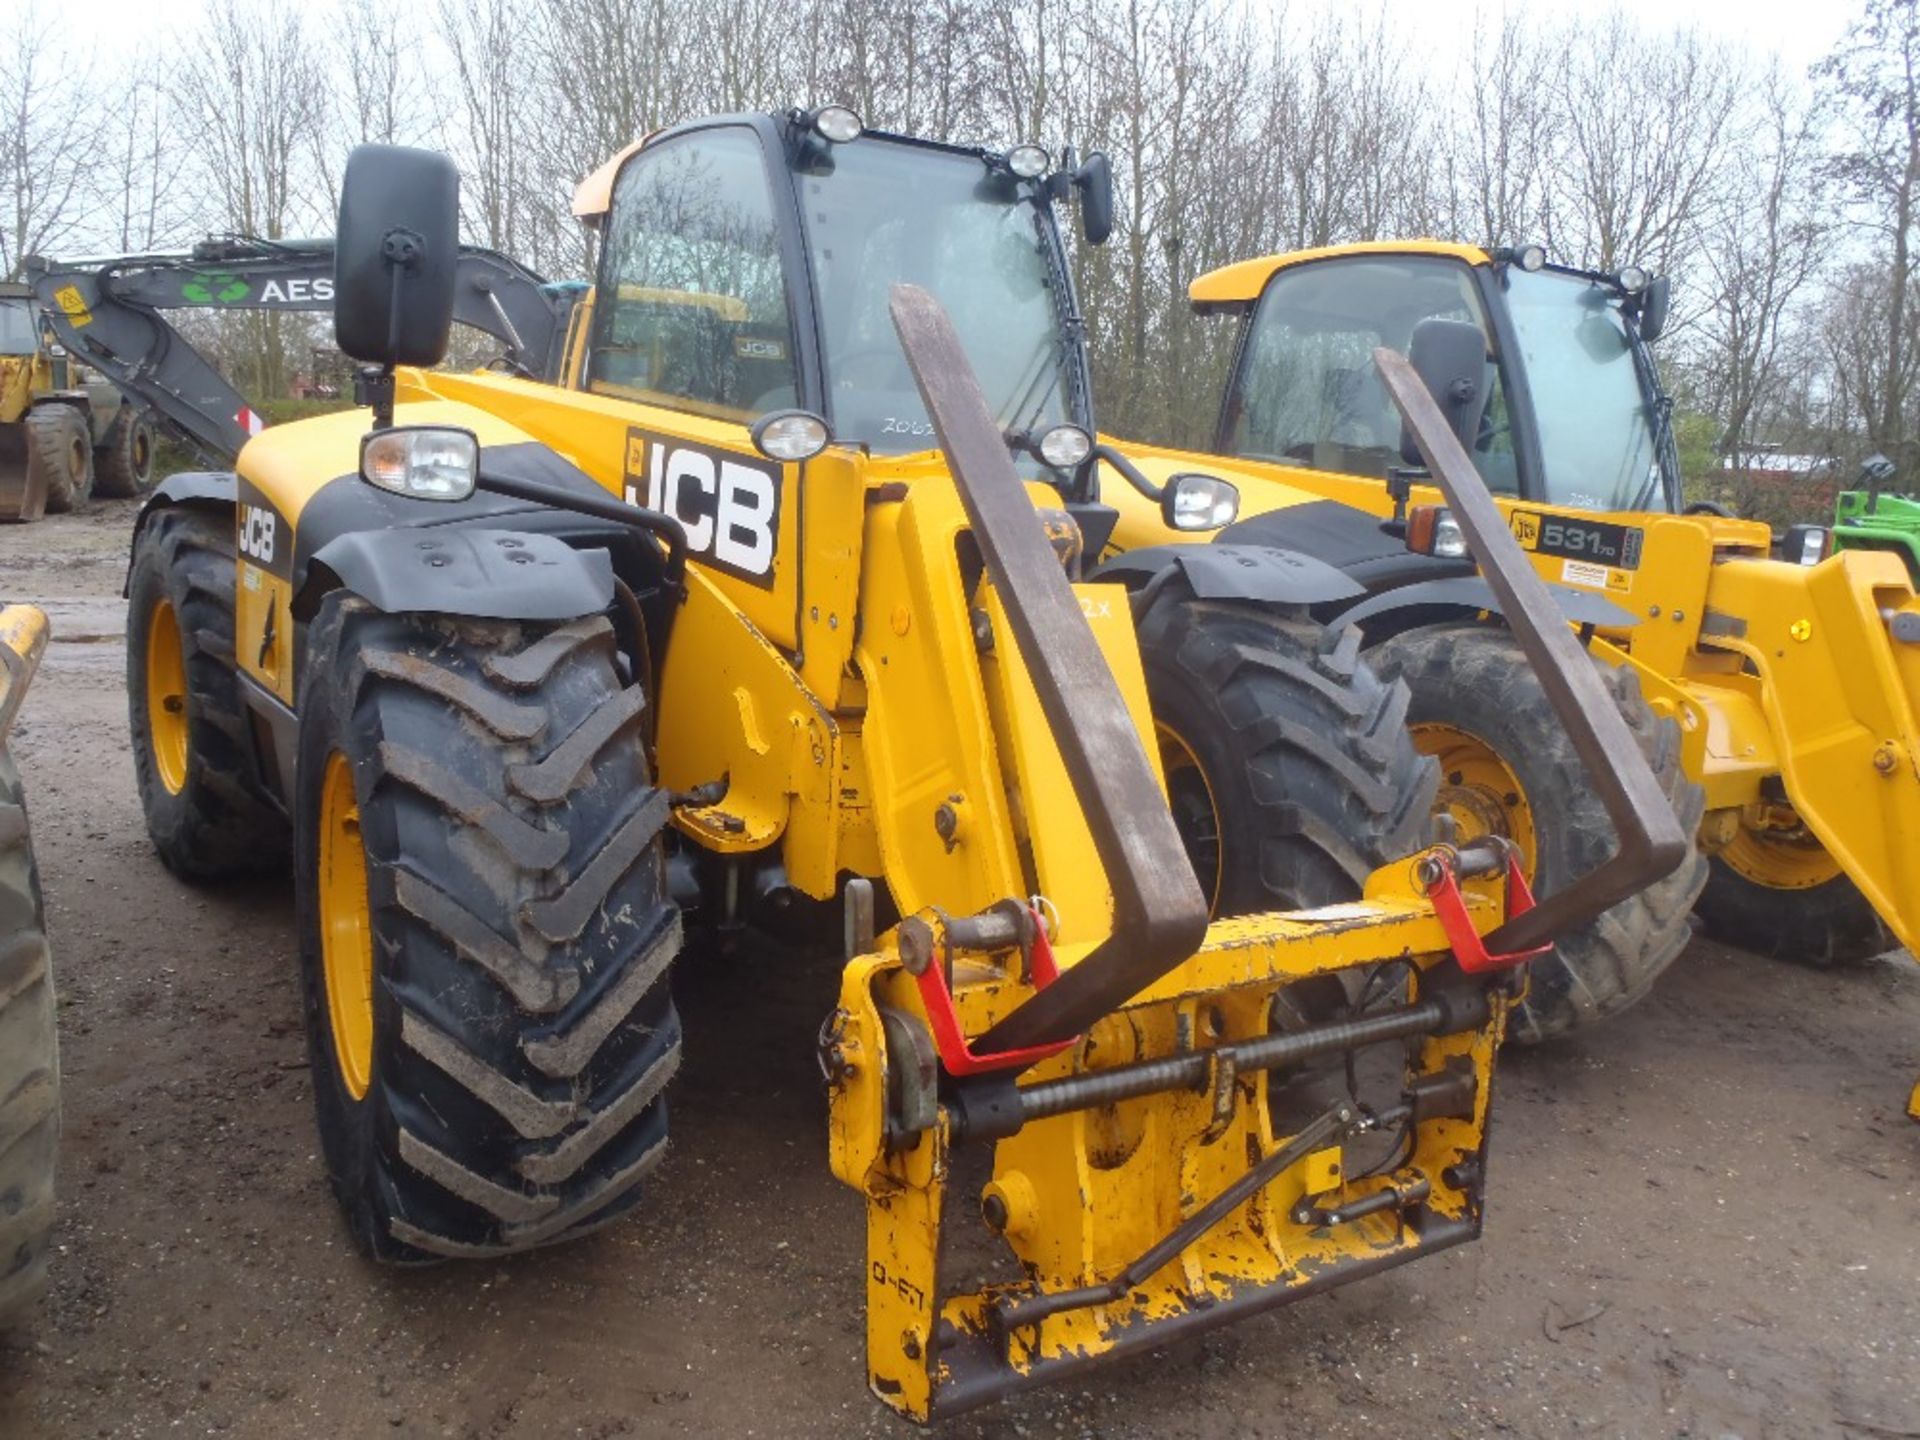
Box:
[295,598,683,1261]
[0,748,57,1327]
[1370,623,1707,1044]
[94,407,155,498]
[1695,806,1891,967]
[126,507,288,879]
[28,407,92,515]
[1136,591,1436,915]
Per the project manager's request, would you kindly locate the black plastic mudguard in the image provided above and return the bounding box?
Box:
[125,472,238,594]
[1092,542,1364,605]
[309,528,614,621]
[1331,573,1638,633]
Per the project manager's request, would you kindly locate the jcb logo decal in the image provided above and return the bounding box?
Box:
[622,428,781,588]
[1510,511,1541,550]
[238,503,278,565]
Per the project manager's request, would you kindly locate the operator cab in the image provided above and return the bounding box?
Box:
[571,108,1111,484]
[0,290,38,357]
[1205,245,1679,515]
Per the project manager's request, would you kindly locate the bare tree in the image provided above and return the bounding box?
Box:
[172,0,330,395]
[1817,0,1920,467]
[1448,16,1559,247]
[1549,14,1744,274]
[437,0,535,258]
[102,60,177,255]
[0,5,102,277]
[1695,67,1829,486]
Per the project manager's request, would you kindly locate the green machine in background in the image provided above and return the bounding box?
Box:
[1832,455,1919,575]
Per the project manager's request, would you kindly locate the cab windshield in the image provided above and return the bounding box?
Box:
[1503,268,1669,513]
[796,140,1070,454]
[0,300,38,356]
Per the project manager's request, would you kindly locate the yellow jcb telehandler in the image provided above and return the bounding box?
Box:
[0,602,57,1324]
[1094,241,1920,1056]
[0,283,154,521]
[116,119,1679,1417]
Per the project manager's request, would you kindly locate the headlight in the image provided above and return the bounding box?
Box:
[1407,504,1468,559]
[1781,523,1830,567]
[751,408,832,462]
[1036,422,1092,469]
[1162,472,1240,531]
[359,426,478,501]
[1007,144,1050,179]
[812,105,863,144]
[1514,242,1546,272]
[1617,264,1650,295]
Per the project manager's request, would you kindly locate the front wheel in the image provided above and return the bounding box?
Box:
[0,748,57,1327]
[1135,592,1436,914]
[295,599,683,1261]
[28,406,92,515]
[1695,807,1891,968]
[1370,623,1708,1044]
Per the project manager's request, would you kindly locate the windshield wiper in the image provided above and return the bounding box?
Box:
[1624,394,1673,513]
[994,330,1066,438]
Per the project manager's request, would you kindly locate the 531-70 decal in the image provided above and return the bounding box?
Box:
[1509,510,1644,570]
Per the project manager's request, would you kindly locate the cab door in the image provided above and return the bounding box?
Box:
[1214,252,1523,512]
[570,122,811,650]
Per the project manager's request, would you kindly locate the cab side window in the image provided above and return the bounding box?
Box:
[1222,256,1519,495]
[588,128,798,420]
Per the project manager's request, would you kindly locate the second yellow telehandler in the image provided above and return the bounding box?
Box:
[1096,240,1920,1051]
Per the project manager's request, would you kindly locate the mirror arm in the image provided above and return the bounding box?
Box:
[354,364,396,432]
[473,470,691,596]
[1092,441,1165,503]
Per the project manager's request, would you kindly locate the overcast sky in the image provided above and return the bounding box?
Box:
[1387,0,1849,70]
[75,0,1853,78]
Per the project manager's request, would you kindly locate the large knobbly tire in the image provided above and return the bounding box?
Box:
[295,598,683,1262]
[93,407,155,499]
[126,507,289,879]
[1371,623,1708,1045]
[1695,848,1891,968]
[1136,591,1437,913]
[0,748,57,1326]
[27,406,92,515]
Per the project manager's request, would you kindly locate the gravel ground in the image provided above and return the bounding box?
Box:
[1,499,1916,1440]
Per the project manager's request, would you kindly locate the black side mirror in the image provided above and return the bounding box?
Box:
[1401,317,1488,465]
[1074,153,1114,247]
[334,144,460,370]
[1862,452,1897,514]
[1637,275,1671,343]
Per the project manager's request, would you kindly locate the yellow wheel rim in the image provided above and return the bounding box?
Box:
[1413,722,1537,877]
[318,751,376,1100]
[145,597,190,796]
[1719,806,1842,890]
[1157,722,1224,914]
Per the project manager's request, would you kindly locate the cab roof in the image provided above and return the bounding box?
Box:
[572,113,1033,228]
[572,136,655,226]
[1189,240,1492,314]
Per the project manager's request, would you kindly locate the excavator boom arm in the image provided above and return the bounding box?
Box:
[25,240,575,459]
